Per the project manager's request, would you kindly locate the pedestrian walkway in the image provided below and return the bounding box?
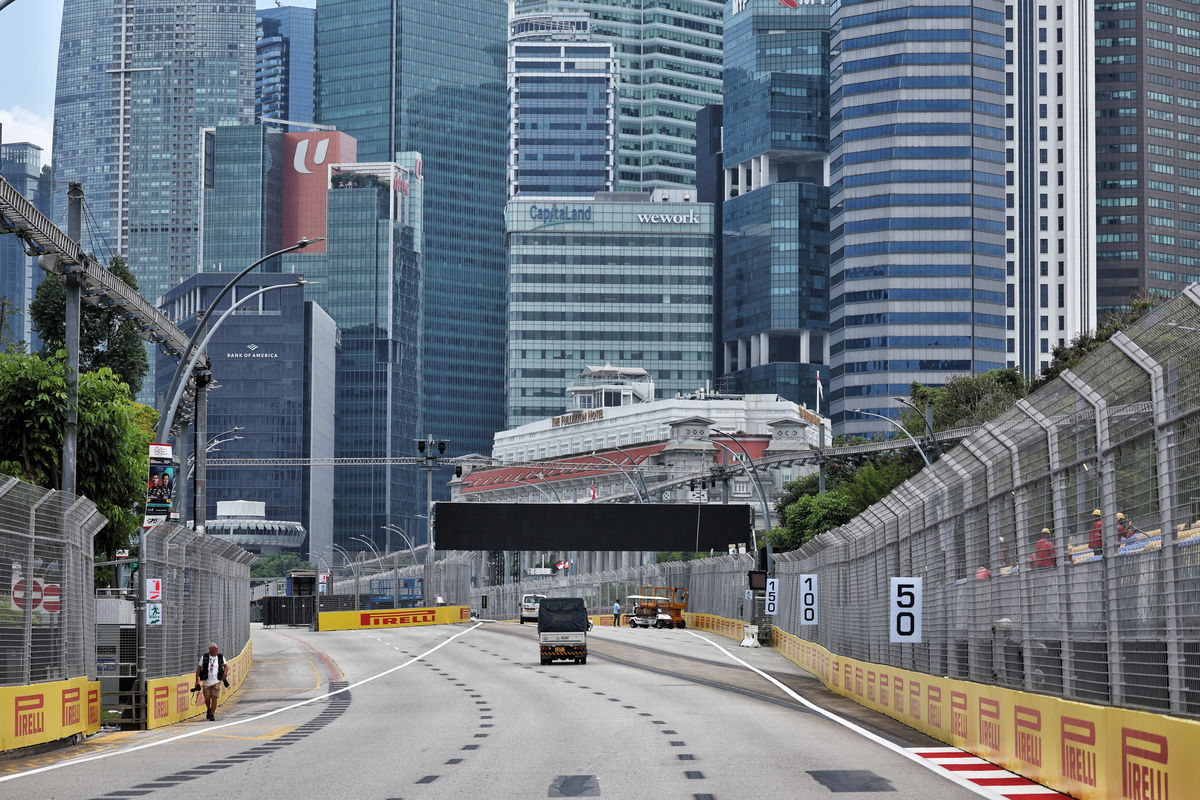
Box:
[909,747,1069,799]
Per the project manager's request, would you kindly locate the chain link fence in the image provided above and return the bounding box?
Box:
[0,475,107,687]
[140,523,255,679]
[774,285,1200,718]
[464,287,1200,720]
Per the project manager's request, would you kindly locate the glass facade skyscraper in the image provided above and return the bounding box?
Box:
[505,191,714,426]
[157,273,337,561]
[512,0,724,191]
[0,142,52,349]
[256,6,317,127]
[200,125,425,553]
[719,0,830,410]
[53,0,255,304]
[509,13,617,196]
[315,0,508,468]
[828,1,1010,436]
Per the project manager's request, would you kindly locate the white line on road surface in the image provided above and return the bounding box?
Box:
[683,630,1013,800]
[0,623,483,784]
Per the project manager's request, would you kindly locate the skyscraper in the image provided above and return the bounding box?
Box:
[53,0,255,304]
[505,190,715,426]
[315,0,508,466]
[512,0,724,191]
[508,13,618,196]
[828,1,1095,436]
[1005,2,1095,375]
[1094,1,1200,313]
[718,0,830,410]
[256,5,317,127]
[0,142,52,348]
[199,124,425,553]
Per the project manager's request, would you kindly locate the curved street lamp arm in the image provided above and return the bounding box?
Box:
[895,397,940,455]
[710,440,764,556]
[853,409,933,469]
[591,452,646,502]
[514,478,554,501]
[159,281,304,442]
[382,524,420,563]
[610,445,650,500]
[352,536,382,562]
[157,239,321,439]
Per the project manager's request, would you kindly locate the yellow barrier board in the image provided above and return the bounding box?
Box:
[317,605,472,632]
[685,612,747,643]
[146,639,253,729]
[770,627,1200,800]
[0,676,101,752]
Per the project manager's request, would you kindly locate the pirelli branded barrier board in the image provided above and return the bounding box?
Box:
[145,639,253,730]
[317,606,472,632]
[0,676,101,751]
[769,626,1200,800]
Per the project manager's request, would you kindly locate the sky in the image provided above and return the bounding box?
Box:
[0,0,316,157]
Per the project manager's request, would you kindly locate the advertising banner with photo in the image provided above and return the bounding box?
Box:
[143,443,176,527]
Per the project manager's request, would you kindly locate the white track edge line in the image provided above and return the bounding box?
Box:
[682,630,1015,800]
[0,622,483,784]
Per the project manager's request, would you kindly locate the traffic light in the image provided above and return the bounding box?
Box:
[437,440,446,454]
[454,465,463,478]
[417,439,427,453]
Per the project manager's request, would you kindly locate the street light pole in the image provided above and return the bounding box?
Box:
[382,524,419,565]
[895,396,941,458]
[710,439,767,567]
[352,536,382,562]
[156,239,321,441]
[611,445,650,501]
[852,409,933,469]
[591,452,646,502]
[332,544,359,609]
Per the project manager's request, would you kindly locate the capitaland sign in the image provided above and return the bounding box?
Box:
[528,204,593,229]
[637,210,701,224]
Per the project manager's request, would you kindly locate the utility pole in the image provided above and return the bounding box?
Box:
[61,183,83,495]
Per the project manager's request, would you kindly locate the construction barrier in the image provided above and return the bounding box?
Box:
[316,605,471,632]
[145,639,253,730]
[0,676,101,751]
[686,612,746,643]
[773,627,1200,800]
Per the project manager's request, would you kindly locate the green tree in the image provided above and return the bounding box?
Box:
[1031,293,1162,391]
[0,351,154,566]
[905,367,1028,435]
[0,296,25,353]
[30,256,150,395]
[250,553,313,579]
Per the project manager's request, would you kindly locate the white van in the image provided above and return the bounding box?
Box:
[520,593,547,624]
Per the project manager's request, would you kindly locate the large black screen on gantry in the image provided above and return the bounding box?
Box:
[433,502,753,551]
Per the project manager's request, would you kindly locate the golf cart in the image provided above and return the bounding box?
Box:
[626,595,677,629]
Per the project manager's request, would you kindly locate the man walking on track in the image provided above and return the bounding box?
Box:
[195,642,228,721]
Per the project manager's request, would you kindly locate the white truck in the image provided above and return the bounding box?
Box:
[519,593,547,624]
[538,597,588,665]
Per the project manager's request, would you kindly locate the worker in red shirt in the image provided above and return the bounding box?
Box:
[1031,528,1057,568]
[1088,509,1104,554]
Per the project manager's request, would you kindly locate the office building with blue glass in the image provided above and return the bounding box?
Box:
[315,0,508,469]
[827,1,1009,436]
[199,124,425,556]
[52,0,255,304]
[256,5,317,127]
[718,0,830,411]
[0,142,52,348]
[512,0,724,191]
[157,273,337,560]
[505,191,714,426]
[509,13,617,196]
